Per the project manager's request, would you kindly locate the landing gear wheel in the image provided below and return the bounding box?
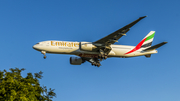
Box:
[104,56,108,59]
[94,63,98,66]
[92,62,95,66]
[101,55,105,58]
[43,56,47,59]
[97,63,101,67]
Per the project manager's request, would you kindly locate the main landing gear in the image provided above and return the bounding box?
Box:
[98,54,108,59]
[41,51,47,59]
[91,62,101,67]
[89,58,101,67]
[98,49,108,59]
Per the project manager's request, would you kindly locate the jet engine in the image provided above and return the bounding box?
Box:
[70,57,84,65]
[80,42,97,51]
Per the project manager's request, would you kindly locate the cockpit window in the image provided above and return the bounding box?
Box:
[36,43,40,45]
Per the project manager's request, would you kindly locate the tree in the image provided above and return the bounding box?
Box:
[0,68,56,101]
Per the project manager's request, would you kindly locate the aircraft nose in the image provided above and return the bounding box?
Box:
[33,43,42,51]
[32,45,38,50]
[32,45,36,49]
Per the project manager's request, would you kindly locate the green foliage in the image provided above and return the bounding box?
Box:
[0,68,56,101]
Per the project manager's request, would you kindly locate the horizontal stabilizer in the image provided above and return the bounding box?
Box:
[143,42,167,51]
[145,54,151,58]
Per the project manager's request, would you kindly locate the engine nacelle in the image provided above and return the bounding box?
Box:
[70,57,83,65]
[80,42,97,51]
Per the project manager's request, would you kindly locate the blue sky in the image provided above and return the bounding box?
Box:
[0,0,179,101]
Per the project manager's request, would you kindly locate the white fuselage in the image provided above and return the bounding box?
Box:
[33,41,157,58]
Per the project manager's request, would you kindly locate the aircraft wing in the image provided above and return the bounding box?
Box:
[94,16,147,45]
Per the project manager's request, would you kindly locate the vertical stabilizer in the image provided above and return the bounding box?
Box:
[140,31,155,48]
[125,31,155,54]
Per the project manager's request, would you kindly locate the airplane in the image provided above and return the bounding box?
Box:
[33,16,167,67]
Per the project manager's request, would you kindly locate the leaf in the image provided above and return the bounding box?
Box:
[0,68,56,101]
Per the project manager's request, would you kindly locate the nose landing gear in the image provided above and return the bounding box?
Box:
[41,51,47,59]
